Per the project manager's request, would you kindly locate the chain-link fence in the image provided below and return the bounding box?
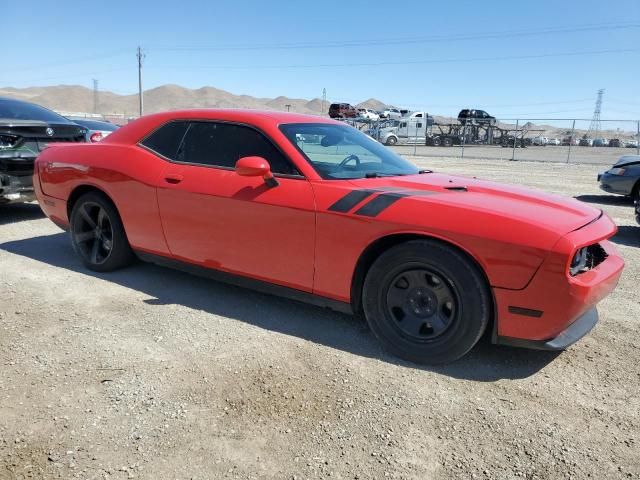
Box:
[340,115,640,165]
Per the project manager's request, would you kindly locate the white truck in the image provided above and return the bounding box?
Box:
[378,113,434,145]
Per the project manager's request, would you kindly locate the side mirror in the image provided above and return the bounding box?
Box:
[235,156,278,187]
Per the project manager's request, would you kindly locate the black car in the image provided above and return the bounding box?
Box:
[0,97,86,204]
[458,109,497,126]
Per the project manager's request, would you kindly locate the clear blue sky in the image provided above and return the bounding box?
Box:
[3,0,639,120]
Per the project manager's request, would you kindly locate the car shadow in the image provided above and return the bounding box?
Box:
[0,203,45,225]
[574,194,633,206]
[612,225,640,247]
[0,232,561,382]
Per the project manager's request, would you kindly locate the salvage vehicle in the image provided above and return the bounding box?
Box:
[0,97,86,204]
[34,110,624,364]
[597,155,640,200]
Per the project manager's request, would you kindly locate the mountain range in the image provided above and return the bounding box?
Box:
[0,84,390,117]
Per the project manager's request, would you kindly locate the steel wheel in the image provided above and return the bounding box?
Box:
[72,201,114,266]
[384,268,458,342]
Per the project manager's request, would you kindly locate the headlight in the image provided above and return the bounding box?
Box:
[608,167,626,175]
[570,248,588,276]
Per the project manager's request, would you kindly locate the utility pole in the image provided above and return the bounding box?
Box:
[285,104,291,112]
[137,46,145,117]
[92,79,99,114]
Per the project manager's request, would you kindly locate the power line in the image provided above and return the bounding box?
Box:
[149,22,639,51]
[5,50,131,74]
[148,48,639,70]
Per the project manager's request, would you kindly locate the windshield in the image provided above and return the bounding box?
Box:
[0,97,72,123]
[280,123,419,180]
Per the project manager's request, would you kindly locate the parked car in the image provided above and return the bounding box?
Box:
[357,108,380,121]
[597,155,640,200]
[458,109,497,126]
[34,109,623,364]
[579,138,594,147]
[0,96,86,204]
[67,118,119,143]
[625,139,638,148]
[593,138,608,147]
[608,138,623,148]
[561,136,580,146]
[531,135,549,146]
[547,138,560,146]
[380,108,402,120]
[328,103,357,119]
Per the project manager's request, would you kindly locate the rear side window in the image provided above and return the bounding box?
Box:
[178,122,299,175]
[140,121,189,160]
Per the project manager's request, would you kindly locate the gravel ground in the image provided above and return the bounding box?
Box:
[0,157,639,480]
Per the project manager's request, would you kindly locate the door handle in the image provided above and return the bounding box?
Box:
[164,174,183,184]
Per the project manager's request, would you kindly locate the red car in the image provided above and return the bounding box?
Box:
[33,110,624,364]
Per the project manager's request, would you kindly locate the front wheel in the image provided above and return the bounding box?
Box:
[69,192,134,272]
[362,240,491,364]
[385,136,398,146]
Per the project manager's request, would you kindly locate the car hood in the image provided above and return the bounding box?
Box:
[348,172,601,237]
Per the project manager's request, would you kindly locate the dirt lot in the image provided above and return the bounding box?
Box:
[1,158,639,480]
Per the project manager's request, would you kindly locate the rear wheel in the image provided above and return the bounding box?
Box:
[362,240,491,364]
[430,136,442,147]
[69,192,134,272]
[442,137,453,147]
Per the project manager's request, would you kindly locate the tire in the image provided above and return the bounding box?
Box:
[362,240,491,364]
[386,136,398,146]
[69,191,134,272]
[442,137,453,147]
[431,136,442,147]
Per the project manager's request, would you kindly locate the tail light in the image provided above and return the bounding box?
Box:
[90,132,103,143]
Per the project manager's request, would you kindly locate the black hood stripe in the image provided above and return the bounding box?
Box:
[328,187,440,217]
[328,189,377,212]
[353,192,410,217]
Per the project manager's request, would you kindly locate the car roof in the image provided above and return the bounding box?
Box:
[103,108,340,145]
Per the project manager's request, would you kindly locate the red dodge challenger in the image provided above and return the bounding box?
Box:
[33,110,624,363]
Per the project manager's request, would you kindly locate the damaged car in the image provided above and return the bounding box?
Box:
[0,96,86,204]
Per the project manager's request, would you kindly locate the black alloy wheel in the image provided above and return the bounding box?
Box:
[70,192,134,272]
[72,201,114,266]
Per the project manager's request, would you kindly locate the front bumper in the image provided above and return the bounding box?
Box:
[497,307,598,350]
[0,173,35,204]
[492,213,624,348]
[597,172,635,196]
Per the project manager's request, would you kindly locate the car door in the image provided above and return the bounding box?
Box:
[150,120,316,292]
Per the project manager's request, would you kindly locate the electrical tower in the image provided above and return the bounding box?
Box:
[322,88,326,115]
[92,79,99,114]
[587,89,604,138]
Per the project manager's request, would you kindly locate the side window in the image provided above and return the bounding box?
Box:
[140,121,190,160]
[415,113,423,118]
[178,122,299,175]
[400,122,407,128]
[416,123,423,128]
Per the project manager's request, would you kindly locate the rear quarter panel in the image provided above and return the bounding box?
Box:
[37,143,170,255]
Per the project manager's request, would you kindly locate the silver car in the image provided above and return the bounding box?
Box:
[67,118,118,142]
[597,155,640,200]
